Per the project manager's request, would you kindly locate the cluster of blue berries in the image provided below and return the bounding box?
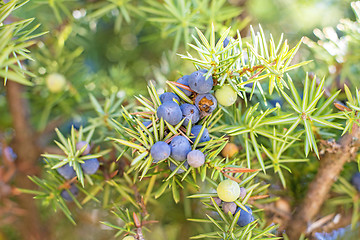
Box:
[151,129,207,171]
[57,141,100,201]
[146,69,220,171]
[156,69,217,128]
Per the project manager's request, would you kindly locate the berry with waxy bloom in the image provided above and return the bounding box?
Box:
[188,69,213,94]
[187,150,205,168]
[180,103,200,126]
[170,136,191,161]
[151,141,171,163]
[156,101,182,125]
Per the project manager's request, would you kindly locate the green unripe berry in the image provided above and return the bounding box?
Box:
[46,73,66,93]
[217,179,240,202]
[215,85,237,106]
[122,236,136,240]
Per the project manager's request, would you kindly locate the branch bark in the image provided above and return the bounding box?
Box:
[6,81,51,240]
[286,123,360,239]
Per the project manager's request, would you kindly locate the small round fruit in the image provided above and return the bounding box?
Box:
[215,85,237,106]
[188,69,213,94]
[195,94,217,114]
[122,236,136,240]
[223,37,230,48]
[170,136,191,161]
[151,141,171,163]
[221,143,239,158]
[46,73,66,93]
[81,158,99,175]
[177,75,192,96]
[210,197,222,206]
[180,103,200,126]
[222,202,237,215]
[351,172,360,192]
[169,161,189,174]
[190,125,210,143]
[76,141,91,155]
[156,101,182,125]
[234,206,254,227]
[217,179,241,202]
[187,150,205,168]
[239,187,247,199]
[61,184,79,201]
[160,92,180,104]
[57,163,76,180]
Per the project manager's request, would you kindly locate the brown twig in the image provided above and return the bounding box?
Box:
[6,81,51,240]
[285,122,360,239]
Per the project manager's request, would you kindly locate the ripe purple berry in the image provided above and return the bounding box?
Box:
[159,92,180,104]
[151,141,171,163]
[61,184,79,201]
[81,158,99,175]
[57,163,76,180]
[187,150,205,168]
[210,197,222,206]
[222,202,237,215]
[170,136,191,161]
[156,101,182,126]
[188,70,213,94]
[176,75,192,97]
[180,103,200,126]
[76,141,91,155]
[239,187,247,199]
[234,206,254,227]
[169,161,189,174]
[191,125,210,143]
[195,94,217,114]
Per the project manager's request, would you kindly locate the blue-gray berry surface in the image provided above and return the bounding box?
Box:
[156,101,182,125]
[187,150,205,168]
[81,158,100,175]
[61,184,79,201]
[176,75,192,96]
[143,121,152,128]
[223,37,230,48]
[188,69,213,94]
[169,161,189,174]
[170,136,191,161]
[234,206,254,227]
[159,92,180,104]
[210,197,222,206]
[191,125,210,143]
[180,103,200,126]
[195,93,217,114]
[76,141,91,155]
[57,163,76,180]
[151,141,171,163]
